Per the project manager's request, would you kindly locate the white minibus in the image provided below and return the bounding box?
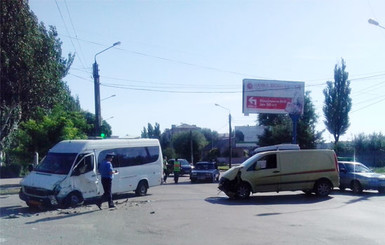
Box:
[19,139,163,208]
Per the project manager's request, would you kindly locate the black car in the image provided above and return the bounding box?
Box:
[190,161,220,183]
[167,159,193,176]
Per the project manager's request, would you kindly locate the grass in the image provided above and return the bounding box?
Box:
[373,167,385,174]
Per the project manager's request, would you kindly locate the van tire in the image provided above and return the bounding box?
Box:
[236,182,251,199]
[64,192,84,208]
[135,180,148,196]
[314,179,332,197]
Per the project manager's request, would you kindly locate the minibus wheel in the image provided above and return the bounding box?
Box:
[236,182,251,199]
[135,180,148,196]
[64,192,84,208]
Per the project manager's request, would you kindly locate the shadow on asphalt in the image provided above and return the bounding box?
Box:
[205,193,332,206]
[0,192,148,219]
[206,189,383,206]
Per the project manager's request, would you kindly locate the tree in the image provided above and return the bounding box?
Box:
[10,106,88,165]
[172,131,208,162]
[1,0,74,156]
[141,123,161,139]
[258,91,323,148]
[323,59,352,144]
[235,130,245,142]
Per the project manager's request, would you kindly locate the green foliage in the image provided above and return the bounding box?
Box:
[172,131,208,161]
[323,58,352,144]
[1,0,74,152]
[258,91,323,148]
[205,148,220,161]
[10,106,88,164]
[81,111,112,138]
[141,123,161,139]
[162,147,176,160]
[353,133,385,153]
[332,133,385,167]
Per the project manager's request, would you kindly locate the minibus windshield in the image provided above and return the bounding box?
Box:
[35,153,77,175]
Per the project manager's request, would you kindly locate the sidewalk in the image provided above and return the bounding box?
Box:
[0,178,22,189]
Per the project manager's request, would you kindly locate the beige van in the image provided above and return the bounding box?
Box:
[218,150,339,199]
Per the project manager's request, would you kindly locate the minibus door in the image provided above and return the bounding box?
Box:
[71,153,99,199]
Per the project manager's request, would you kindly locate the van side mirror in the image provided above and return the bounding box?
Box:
[28,164,34,172]
[340,167,347,173]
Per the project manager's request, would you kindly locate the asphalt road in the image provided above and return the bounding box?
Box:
[1,176,384,245]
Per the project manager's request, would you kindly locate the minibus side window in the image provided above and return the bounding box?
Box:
[146,146,160,163]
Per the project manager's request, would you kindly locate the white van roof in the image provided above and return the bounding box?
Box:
[253,144,300,154]
[49,139,160,153]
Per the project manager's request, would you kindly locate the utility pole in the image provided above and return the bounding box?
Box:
[215,103,232,169]
[228,113,232,169]
[93,42,121,137]
[93,62,101,137]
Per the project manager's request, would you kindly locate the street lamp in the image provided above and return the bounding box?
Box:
[101,94,116,101]
[93,42,121,137]
[215,103,232,169]
[368,18,385,30]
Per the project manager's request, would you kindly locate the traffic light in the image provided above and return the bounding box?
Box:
[100,133,106,139]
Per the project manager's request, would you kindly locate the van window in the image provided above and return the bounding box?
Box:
[249,154,277,171]
[99,146,160,167]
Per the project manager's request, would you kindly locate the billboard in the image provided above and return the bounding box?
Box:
[242,79,304,115]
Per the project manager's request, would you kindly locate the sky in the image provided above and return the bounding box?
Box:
[28,0,385,142]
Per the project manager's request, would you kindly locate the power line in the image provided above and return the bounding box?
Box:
[63,0,87,69]
[54,0,86,68]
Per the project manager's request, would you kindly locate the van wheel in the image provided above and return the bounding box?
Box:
[351,180,363,194]
[236,182,251,199]
[64,192,83,208]
[135,180,148,196]
[314,180,332,197]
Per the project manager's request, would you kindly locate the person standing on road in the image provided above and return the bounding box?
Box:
[173,158,181,184]
[163,156,168,183]
[97,153,117,209]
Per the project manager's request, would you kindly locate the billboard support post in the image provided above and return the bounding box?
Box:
[289,113,300,144]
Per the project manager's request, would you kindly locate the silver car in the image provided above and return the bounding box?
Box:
[338,161,385,194]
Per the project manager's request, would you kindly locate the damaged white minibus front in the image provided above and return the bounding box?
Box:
[19,150,99,209]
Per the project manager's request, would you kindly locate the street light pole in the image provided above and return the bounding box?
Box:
[93,42,121,137]
[368,18,385,30]
[215,104,232,169]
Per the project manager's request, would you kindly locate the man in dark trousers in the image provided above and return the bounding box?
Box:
[97,153,117,209]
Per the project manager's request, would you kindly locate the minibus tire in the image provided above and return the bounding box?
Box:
[314,179,332,197]
[64,192,84,208]
[236,182,251,199]
[135,180,148,196]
